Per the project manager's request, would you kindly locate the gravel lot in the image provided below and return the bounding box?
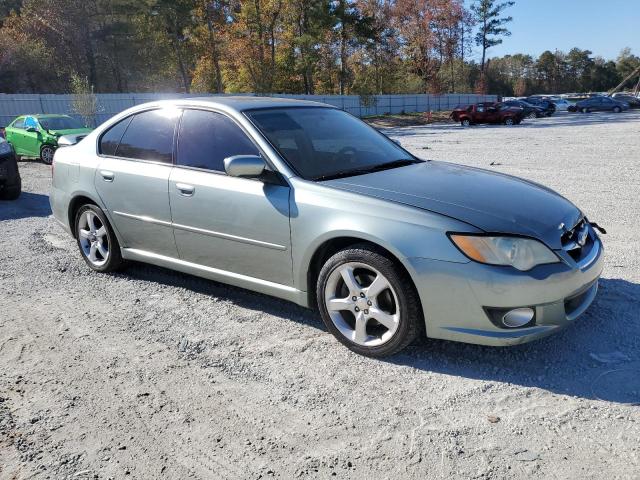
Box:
[1,111,639,479]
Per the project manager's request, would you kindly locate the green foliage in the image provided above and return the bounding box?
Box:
[471,0,515,78]
[70,74,98,127]
[0,0,635,96]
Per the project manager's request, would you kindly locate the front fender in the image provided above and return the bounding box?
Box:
[289,179,477,291]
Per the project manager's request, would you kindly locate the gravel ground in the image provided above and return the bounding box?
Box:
[1,111,639,479]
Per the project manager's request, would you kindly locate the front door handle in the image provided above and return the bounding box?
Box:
[100,170,114,182]
[176,183,195,196]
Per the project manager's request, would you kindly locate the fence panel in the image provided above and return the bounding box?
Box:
[0,93,497,127]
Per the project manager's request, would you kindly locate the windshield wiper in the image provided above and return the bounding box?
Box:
[314,158,422,181]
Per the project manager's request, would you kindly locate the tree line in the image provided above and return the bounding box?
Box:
[0,0,638,96]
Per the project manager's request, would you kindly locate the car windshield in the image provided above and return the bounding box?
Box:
[246,107,419,181]
[39,116,84,130]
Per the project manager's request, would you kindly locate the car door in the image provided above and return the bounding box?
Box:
[601,98,614,111]
[486,105,500,123]
[22,116,42,156]
[593,98,606,111]
[94,108,180,258]
[5,117,26,154]
[474,105,487,123]
[169,108,293,285]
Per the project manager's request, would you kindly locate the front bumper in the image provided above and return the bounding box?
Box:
[407,236,604,346]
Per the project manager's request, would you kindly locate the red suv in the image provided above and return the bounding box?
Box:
[451,102,525,126]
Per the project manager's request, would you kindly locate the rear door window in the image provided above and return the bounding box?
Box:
[176,109,259,172]
[115,109,180,163]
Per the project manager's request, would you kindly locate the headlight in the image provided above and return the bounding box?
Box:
[0,141,12,155]
[449,234,559,271]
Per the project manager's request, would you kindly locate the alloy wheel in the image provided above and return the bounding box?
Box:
[323,262,400,347]
[78,210,109,267]
[41,146,55,165]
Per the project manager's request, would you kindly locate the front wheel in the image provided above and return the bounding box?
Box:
[75,204,124,272]
[461,118,471,127]
[613,106,621,113]
[40,145,55,165]
[316,244,422,357]
[504,117,515,126]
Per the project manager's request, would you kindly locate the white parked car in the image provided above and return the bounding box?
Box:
[552,99,572,111]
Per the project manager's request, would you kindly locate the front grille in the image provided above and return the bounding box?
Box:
[561,219,593,263]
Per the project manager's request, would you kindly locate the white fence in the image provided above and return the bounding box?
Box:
[0,93,497,127]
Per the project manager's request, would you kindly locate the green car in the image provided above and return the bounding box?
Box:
[5,114,93,164]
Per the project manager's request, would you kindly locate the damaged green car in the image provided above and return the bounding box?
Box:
[5,115,92,164]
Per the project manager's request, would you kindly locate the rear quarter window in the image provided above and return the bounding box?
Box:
[99,116,133,156]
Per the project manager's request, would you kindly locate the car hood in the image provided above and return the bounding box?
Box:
[49,128,93,136]
[323,161,582,249]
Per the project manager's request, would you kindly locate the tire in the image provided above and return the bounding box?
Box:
[0,181,21,200]
[613,106,621,113]
[461,118,471,127]
[316,244,422,357]
[504,117,515,126]
[74,204,124,273]
[40,144,56,165]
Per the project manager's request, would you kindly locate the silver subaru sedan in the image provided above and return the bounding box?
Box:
[50,97,603,357]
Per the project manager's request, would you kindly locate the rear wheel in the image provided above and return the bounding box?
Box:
[74,204,124,272]
[504,117,515,126]
[613,106,621,113]
[461,118,471,127]
[316,244,422,357]
[40,145,55,165]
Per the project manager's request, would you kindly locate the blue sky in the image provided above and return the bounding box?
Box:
[472,0,637,61]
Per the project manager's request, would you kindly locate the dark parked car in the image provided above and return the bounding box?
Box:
[451,102,525,126]
[501,100,546,119]
[523,97,556,116]
[611,94,640,109]
[575,96,629,113]
[0,137,21,200]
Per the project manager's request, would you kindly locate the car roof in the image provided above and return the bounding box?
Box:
[14,114,72,120]
[169,95,334,112]
[34,114,74,118]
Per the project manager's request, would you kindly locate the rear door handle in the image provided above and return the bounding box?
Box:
[176,183,195,196]
[100,170,114,182]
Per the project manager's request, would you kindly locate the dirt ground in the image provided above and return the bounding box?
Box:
[1,111,639,479]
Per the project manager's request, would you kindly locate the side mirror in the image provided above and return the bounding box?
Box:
[25,126,37,133]
[58,134,87,147]
[224,155,266,178]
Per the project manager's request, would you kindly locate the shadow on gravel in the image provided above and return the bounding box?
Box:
[0,191,51,220]
[388,278,640,404]
[114,259,639,404]
[118,262,324,331]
